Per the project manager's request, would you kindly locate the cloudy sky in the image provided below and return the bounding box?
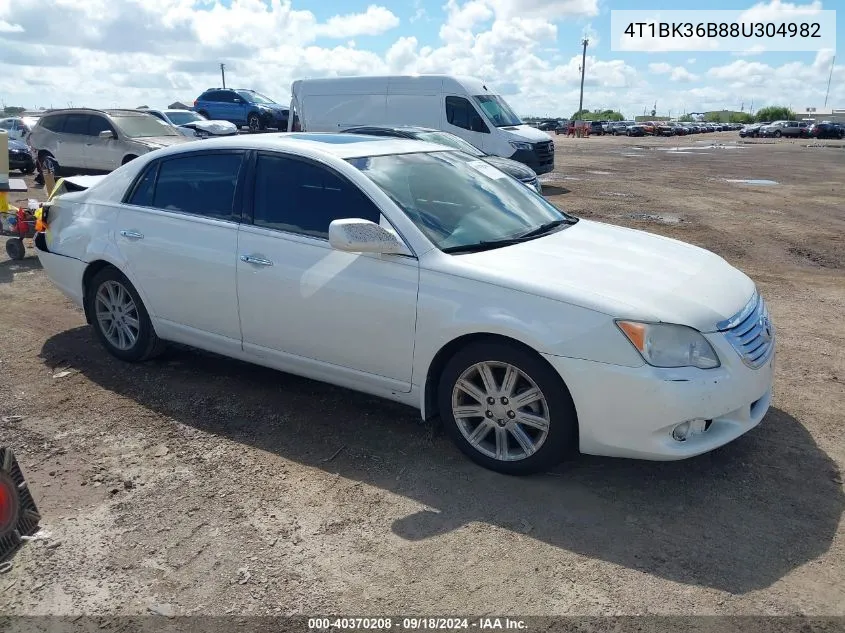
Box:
[0,0,841,119]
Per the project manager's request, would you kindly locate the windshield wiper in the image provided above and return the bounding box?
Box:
[441,218,577,254]
[515,218,577,239]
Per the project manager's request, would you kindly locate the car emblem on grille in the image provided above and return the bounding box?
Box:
[760,315,772,342]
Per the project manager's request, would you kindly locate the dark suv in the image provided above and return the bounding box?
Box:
[192,88,290,132]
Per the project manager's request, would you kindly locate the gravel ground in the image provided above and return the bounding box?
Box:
[0,132,843,616]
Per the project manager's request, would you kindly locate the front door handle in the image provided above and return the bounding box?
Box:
[120,230,144,240]
[240,254,273,266]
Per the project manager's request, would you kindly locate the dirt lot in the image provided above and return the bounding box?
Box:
[1,132,843,616]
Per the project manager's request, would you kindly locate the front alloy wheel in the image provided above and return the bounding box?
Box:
[451,361,550,462]
[438,341,577,475]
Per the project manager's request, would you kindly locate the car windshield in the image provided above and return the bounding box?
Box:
[473,94,523,127]
[348,150,577,253]
[412,131,485,157]
[238,90,275,105]
[166,111,204,125]
[112,115,180,138]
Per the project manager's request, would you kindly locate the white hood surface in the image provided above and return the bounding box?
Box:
[181,120,238,136]
[440,219,755,332]
[500,124,554,143]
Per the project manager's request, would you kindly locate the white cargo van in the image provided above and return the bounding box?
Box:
[288,75,555,175]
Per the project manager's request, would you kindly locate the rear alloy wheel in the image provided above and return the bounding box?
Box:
[86,267,164,362]
[248,113,262,132]
[438,341,577,475]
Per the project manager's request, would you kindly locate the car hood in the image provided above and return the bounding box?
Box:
[436,219,755,332]
[481,155,537,181]
[498,124,553,144]
[134,135,192,149]
[180,120,238,135]
[256,103,287,113]
[8,139,29,151]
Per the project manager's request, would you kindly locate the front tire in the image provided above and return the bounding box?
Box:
[248,113,263,132]
[438,341,577,475]
[5,238,25,261]
[85,267,165,362]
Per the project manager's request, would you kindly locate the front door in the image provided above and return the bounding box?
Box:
[115,150,246,353]
[236,151,418,390]
[442,95,490,153]
[85,114,125,172]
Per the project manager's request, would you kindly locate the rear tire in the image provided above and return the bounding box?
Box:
[437,340,577,475]
[5,238,25,261]
[85,266,165,362]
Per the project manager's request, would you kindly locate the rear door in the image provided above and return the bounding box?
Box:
[115,150,246,354]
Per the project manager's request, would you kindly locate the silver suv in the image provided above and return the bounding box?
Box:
[29,108,192,173]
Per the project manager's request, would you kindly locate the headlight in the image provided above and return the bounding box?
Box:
[509,141,532,151]
[616,321,720,369]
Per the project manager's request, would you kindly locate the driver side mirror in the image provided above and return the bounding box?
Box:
[328,218,412,255]
[99,130,117,140]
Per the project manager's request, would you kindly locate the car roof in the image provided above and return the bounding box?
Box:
[345,125,437,135]
[143,132,456,160]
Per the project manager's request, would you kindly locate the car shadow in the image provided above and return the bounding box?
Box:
[541,184,571,196]
[40,327,844,594]
[0,255,42,284]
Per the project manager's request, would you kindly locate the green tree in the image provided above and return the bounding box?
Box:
[729,112,754,124]
[679,114,694,122]
[3,106,26,115]
[755,106,795,122]
[570,108,625,121]
[705,112,725,122]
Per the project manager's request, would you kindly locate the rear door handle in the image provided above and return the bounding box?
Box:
[120,230,144,240]
[239,254,273,266]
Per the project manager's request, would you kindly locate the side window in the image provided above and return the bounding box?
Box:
[88,115,114,137]
[0,120,11,130]
[445,97,488,133]
[252,153,380,239]
[41,115,66,132]
[152,152,244,221]
[127,162,158,207]
[203,91,223,102]
[148,112,166,121]
[63,114,91,136]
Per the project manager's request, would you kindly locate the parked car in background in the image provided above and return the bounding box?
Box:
[554,120,570,135]
[340,125,543,194]
[739,124,760,137]
[626,124,646,137]
[610,121,633,135]
[7,137,36,174]
[759,121,805,138]
[654,122,674,137]
[138,108,238,138]
[0,116,37,141]
[589,121,604,136]
[193,88,290,132]
[536,120,559,132]
[34,133,775,475]
[809,122,845,139]
[29,108,192,173]
[290,75,555,175]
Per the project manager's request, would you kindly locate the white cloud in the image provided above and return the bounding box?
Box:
[739,0,824,22]
[649,63,672,74]
[316,5,399,38]
[0,19,23,32]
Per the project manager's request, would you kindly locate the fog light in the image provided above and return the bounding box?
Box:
[672,419,708,442]
[672,421,690,442]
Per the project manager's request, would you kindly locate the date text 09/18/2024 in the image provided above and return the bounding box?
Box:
[308,617,528,630]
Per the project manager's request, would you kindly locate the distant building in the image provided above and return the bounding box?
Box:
[168,101,193,110]
[797,107,845,123]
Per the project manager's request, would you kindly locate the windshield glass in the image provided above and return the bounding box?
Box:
[166,111,204,125]
[238,90,276,105]
[112,115,180,138]
[473,94,522,127]
[413,131,485,156]
[348,151,575,252]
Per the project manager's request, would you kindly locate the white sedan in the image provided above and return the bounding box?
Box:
[34,133,775,474]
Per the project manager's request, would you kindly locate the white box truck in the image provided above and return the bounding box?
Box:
[287,75,555,175]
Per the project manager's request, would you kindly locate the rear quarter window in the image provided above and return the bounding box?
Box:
[40,115,66,132]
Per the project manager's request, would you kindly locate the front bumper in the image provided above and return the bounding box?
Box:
[542,332,775,461]
[259,110,289,130]
[9,153,35,172]
[509,141,555,175]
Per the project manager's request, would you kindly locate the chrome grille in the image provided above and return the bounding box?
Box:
[717,292,775,369]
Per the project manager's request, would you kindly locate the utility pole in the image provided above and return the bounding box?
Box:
[824,55,835,108]
[220,63,227,89]
[578,37,589,117]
